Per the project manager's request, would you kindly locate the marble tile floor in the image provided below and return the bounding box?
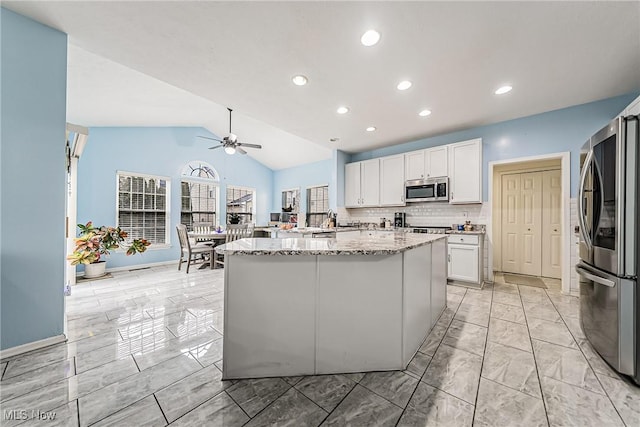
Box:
[1,266,639,426]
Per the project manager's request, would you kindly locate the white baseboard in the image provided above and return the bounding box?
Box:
[76,260,176,278]
[0,334,67,360]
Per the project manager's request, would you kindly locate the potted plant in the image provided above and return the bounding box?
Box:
[67,221,151,278]
[228,213,241,224]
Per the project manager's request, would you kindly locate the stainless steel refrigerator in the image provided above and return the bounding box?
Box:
[577,114,639,384]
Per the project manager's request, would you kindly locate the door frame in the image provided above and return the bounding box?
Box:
[488,151,571,294]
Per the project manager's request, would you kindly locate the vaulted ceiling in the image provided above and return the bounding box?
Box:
[5,1,640,169]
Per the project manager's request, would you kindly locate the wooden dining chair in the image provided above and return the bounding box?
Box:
[214,224,254,268]
[193,224,213,243]
[176,224,215,273]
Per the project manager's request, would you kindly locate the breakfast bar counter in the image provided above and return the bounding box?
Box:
[215,233,447,379]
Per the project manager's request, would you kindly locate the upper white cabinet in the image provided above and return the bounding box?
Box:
[426,146,449,178]
[345,159,380,207]
[624,95,640,116]
[379,154,405,206]
[404,146,449,180]
[344,162,361,207]
[449,138,482,204]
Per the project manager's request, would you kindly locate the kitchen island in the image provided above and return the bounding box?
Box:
[215,232,447,379]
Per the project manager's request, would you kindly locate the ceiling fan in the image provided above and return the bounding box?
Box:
[197,108,262,155]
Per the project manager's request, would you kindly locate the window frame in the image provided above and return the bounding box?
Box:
[115,170,171,249]
[225,185,257,225]
[180,176,220,230]
[306,184,330,228]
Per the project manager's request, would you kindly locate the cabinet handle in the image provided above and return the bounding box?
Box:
[554,229,558,232]
[448,254,451,262]
[527,228,531,231]
[451,192,453,200]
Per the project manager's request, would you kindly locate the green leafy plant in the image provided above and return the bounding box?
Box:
[67,221,150,265]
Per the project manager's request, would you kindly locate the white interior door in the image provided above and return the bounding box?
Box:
[501,172,543,276]
[542,170,562,279]
[520,172,542,276]
[501,174,521,273]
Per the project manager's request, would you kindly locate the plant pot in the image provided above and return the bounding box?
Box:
[84,261,107,278]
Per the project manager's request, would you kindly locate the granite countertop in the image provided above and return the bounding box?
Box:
[273,227,360,234]
[446,230,485,235]
[215,233,447,256]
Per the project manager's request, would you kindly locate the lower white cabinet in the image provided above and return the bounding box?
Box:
[447,234,483,285]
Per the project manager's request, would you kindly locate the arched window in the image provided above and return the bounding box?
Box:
[180,161,220,230]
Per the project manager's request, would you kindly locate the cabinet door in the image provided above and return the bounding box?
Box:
[431,238,447,326]
[405,150,426,180]
[448,244,479,283]
[449,139,482,204]
[344,163,361,207]
[426,146,448,178]
[380,155,405,206]
[360,159,380,206]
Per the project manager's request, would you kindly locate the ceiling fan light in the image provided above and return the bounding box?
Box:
[495,85,513,95]
[224,146,236,155]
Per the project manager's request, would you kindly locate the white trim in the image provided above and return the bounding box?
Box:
[76,260,176,277]
[0,334,67,360]
[116,170,171,181]
[306,183,330,189]
[487,151,571,294]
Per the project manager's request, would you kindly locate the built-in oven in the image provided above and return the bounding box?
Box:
[405,177,449,202]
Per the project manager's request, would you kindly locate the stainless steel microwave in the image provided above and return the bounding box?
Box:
[405,177,449,202]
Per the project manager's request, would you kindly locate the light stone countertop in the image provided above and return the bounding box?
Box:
[215,233,447,256]
[446,230,485,235]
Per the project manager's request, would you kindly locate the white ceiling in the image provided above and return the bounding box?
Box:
[5,1,640,170]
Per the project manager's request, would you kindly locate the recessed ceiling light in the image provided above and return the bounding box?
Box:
[397,80,412,91]
[292,75,308,86]
[418,109,432,117]
[330,138,340,143]
[366,127,376,132]
[336,106,350,114]
[361,30,381,47]
[495,85,513,95]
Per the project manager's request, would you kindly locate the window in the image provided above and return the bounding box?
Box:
[306,185,329,227]
[181,181,218,231]
[281,188,300,213]
[117,172,170,245]
[226,186,255,224]
[180,161,219,231]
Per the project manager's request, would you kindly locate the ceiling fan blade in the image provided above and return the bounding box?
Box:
[237,142,262,149]
[208,145,224,150]
[197,135,223,142]
[236,146,248,155]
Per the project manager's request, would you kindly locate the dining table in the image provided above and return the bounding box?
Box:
[187,231,227,269]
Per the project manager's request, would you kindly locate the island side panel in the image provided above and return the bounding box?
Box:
[431,238,448,325]
[316,254,403,374]
[402,244,432,366]
[223,255,317,379]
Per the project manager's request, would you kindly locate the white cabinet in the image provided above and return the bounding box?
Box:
[344,163,361,208]
[447,234,483,285]
[624,95,640,116]
[449,138,482,204]
[344,159,380,208]
[379,154,405,206]
[405,150,426,180]
[427,146,448,178]
[404,146,449,181]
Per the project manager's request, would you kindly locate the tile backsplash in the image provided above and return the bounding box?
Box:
[339,198,580,293]
[337,202,490,228]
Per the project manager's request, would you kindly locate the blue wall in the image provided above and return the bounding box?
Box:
[77,127,273,269]
[272,159,333,219]
[350,94,638,199]
[1,9,67,350]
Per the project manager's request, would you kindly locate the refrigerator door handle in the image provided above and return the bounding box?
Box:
[578,150,594,248]
[575,265,616,287]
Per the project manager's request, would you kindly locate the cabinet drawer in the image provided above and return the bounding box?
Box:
[447,234,479,245]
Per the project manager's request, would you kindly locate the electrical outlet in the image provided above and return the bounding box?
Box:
[462,211,468,218]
